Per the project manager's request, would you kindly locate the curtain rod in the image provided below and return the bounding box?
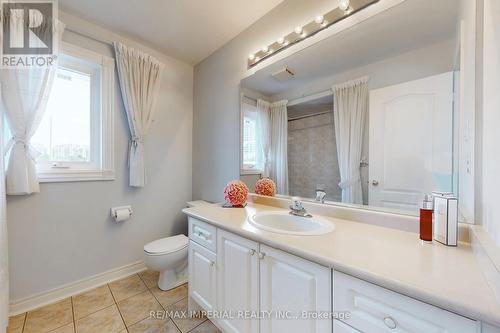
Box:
[65,26,114,47]
[288,110,331,122]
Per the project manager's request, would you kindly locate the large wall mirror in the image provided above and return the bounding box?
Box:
[239,0,476,221]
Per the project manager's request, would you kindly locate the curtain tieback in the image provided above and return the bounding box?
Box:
[338,178,360,190]
[5,136,40,160]
[131,136,144,148]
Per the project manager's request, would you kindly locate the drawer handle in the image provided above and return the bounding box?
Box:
[210,261,215,267]
[384,317,397,329]
[249,249,256,256]
[258,252,266,260]
[194,229,210,240]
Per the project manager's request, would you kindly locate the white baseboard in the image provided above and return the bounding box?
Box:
[9,260,147,316]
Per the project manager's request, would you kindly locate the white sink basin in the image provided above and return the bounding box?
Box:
[248,211,335,235]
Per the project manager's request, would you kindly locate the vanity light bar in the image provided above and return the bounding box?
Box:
[247,0,379,68]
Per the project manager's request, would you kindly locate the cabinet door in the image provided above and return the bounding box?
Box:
[188,240,216,312]
[259,245,332,333]
[217,230,259,333]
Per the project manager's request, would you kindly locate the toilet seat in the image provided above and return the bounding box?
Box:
[144,235,188,255]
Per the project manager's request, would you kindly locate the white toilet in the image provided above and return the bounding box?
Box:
[144,234,188,291]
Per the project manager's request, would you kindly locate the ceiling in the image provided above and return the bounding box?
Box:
[59,0,284,65]
[242,0,459,96]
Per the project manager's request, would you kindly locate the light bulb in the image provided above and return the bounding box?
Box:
[255,56,261,62]
[277,37,285,44]
[284,40,290,46]
[261,46,269,53]
[315,15,324,24]
[294,26,303,35]
[301,31,307,38]
[338,0,350,11]
[248,54,255,61]
[321,20,328,27]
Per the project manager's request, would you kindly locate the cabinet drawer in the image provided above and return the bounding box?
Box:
[334,271,477,333]
[189,217,217,252]
[334,320,361,333]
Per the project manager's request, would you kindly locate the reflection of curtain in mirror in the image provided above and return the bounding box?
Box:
[256,99,289,195]
[257,100,271,177]
[332,77,369,204]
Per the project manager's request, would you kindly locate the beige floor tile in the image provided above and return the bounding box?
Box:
[166,299,205,333]
[117,290,163,327]
[7,312,25,330]
[139,270,160,289]
[128,317,180,333]
[109,274,147,302]
[75,305,125,333]
[150,284,188,309]
[73,285,115,320]
[24,298,73,333]
[7,327,23,333]
[189,320,221,333]
[48,323,75,333]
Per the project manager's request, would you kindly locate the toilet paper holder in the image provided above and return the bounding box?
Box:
[110,206,133,222]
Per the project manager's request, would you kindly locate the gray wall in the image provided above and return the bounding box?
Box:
[193,0,336,202]
[6,12,193,301]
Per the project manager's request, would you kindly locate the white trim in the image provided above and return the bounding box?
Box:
[34,42,116,183]
[38,169,115,183]
[9,261,146,316]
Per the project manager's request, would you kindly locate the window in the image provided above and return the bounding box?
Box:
[4,43,115,182]
[241,100,263,174]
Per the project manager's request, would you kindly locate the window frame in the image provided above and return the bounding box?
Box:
[240,96,263,175]
[35,42,115,183]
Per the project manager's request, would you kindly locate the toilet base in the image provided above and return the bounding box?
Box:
[158,262,188,291]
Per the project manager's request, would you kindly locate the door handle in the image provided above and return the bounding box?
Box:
[258,252,266,260]
[372,180,379,186]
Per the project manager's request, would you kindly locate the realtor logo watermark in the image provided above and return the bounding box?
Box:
[1,0,58,68]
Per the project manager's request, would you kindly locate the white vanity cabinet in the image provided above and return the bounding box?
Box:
[334,271,477,333]
[187,217,498,333]
[217,230,260,333]
[259,244,332,333]
[188,218,332,333]
[188,240,217,312]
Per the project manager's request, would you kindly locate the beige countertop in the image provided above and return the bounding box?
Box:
[182,203,500,327]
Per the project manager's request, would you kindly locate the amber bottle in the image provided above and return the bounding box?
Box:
[420,195,433,242]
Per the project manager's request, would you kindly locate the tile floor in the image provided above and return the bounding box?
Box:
[7,271,221,333]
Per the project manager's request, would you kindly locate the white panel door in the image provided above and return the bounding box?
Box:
[369,72,454,211]
[217,230,259,333]
[259,245,332,333]
[188,240,217,312]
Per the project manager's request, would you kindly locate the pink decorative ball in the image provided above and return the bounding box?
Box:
[255,178,277,196]
[224,180,249,206]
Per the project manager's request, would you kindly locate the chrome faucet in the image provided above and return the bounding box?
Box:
[289,197,312,218]
[315,189,327,204]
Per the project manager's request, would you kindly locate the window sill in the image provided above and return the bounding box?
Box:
[240,170,263,176]
[37,169,116,183]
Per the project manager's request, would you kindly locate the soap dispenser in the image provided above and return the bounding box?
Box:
[420,195,433,242]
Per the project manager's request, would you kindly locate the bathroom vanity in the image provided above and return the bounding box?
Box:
[183,201,500,333]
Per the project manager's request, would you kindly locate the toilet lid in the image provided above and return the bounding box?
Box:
[144,234,188,255]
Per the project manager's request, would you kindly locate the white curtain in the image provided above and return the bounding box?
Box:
[256,100,289,194]
[114,42,164,187]
[0,109,8,333]
[1,23,65,195]
[332,77,369,204]
[256,100,271,177]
